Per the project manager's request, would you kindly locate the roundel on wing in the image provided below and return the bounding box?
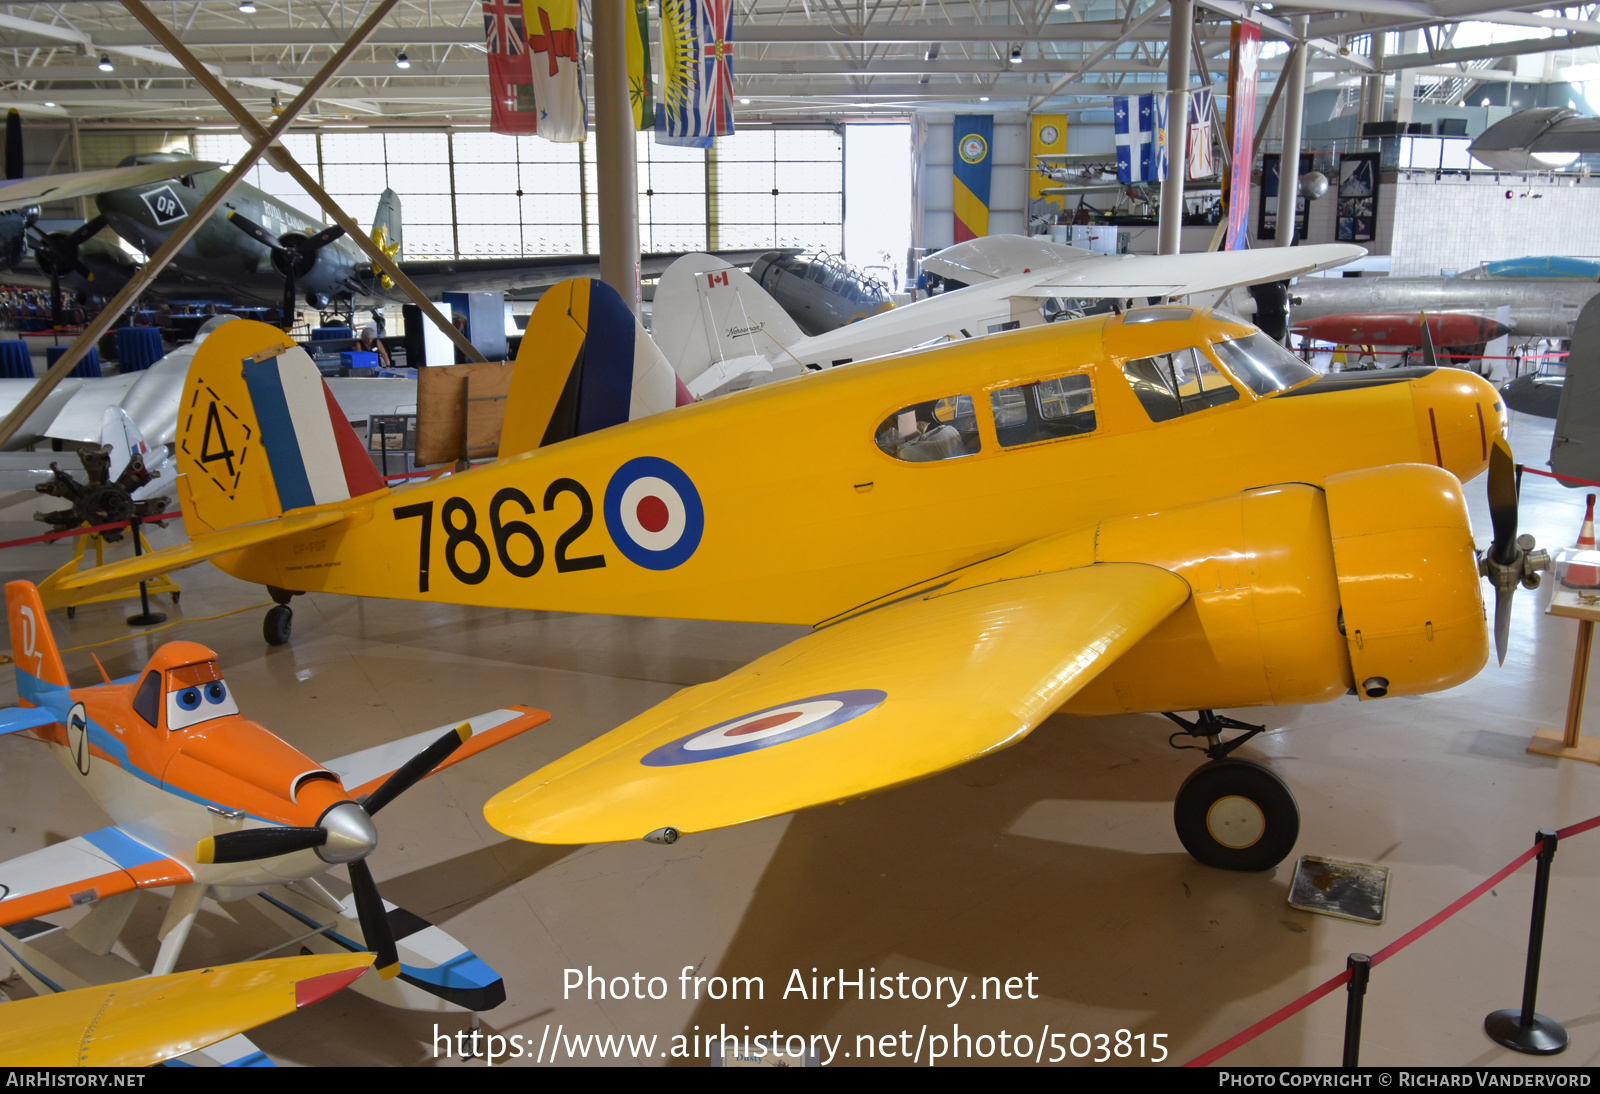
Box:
[641,689,888,767]
[959,134,989,164]
[603,456,704,570]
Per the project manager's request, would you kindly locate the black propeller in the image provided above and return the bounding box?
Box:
[195,722,473,979]
[31,213,109,327]
[1480,435,1550,665]
[225,211,345,327]
[5,109,22,181]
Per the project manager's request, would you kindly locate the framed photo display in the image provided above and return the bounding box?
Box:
[1336,152,1380,243]
[1258,152,1314,241]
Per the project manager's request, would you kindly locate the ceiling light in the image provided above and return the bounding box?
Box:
[97,54,113,72]
[1054,0,1070,8]
[739,97,750,104]
[979,95,990,102]
[396,51,410,69]
[238,0,256,11]
[43,101,54,107]
[1010,47,1023,64]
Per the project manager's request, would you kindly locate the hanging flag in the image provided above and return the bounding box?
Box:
[1114,94,1155,183]
[952,115,993,242]
[655,0,734,146]
[526,0,586,142]
[1225,20,1261,249]
[627,0,653,130]
[483,0,537,136]
[1188,86,1216,179]
[1153,93,1170,182]
[1029,113,1068,211]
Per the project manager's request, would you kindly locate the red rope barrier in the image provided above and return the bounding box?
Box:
[0,509,183,552]
[1520,465,1600,491]
[1185,812,1600,1066]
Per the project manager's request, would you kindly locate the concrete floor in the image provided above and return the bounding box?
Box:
[2,409,1600,1067]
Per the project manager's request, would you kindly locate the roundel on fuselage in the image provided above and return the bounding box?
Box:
[603,456,705,570]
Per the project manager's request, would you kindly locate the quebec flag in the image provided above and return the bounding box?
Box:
[1115,94,1156,183]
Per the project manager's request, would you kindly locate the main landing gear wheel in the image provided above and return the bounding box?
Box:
[263,604,292,646]
[1174,759,1300,872]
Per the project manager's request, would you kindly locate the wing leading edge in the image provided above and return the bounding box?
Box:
[485,561,1190,845]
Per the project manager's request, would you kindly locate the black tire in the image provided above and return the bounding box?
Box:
[65,606,74,619]
[1174,759,1299,871]
[263,604,293,646]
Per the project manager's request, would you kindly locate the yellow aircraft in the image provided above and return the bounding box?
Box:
[0,952,371,1066]
[37,280,1545,871]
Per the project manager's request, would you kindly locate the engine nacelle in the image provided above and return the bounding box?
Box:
[1062,464,1487,716]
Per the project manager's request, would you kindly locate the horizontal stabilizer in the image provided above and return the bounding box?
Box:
[1009,243,1365,301]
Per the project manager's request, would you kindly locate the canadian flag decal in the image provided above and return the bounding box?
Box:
[707,272,729,288]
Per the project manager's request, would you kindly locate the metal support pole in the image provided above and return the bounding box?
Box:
[0,0,403,450]
[593,0,641,315]
[1342,953,1370,1068]
[1485,829,1569,1055]
[1364,31,1387,133]
[119,0,485,366]
[1277,16,1308,248]
[1158,0,1194,256]
[125,514,166,626]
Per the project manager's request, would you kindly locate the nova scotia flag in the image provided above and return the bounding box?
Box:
[1115,94,1156,183]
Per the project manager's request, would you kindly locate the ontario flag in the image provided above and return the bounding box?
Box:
[655,0,735,147]
[527,0,586,142]
[483,0,537,136]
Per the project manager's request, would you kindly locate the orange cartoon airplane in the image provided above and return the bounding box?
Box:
[0,580,548,1063]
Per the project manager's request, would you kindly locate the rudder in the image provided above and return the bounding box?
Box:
[651,253,804,385]
[7,580,68,694]
[176,319,385,533]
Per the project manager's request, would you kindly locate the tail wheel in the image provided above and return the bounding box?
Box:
[1174,759,1299,871]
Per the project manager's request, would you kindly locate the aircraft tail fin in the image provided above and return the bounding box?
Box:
[371,189,402,278]
[175,320,386,534]
[498,277,689,458]
[651,252,804,384]
[101,405,172,502]
[7,580,68,695]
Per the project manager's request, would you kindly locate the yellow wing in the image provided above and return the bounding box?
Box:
[0,954,372,1066]
[485,560,1190,844]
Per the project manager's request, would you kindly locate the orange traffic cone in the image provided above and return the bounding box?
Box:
[1563,493,1600,588]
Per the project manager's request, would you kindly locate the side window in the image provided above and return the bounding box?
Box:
[989,373,1096,448]
[875,395,980,462]
[133,671,161,726]
[1121,347,1240,424]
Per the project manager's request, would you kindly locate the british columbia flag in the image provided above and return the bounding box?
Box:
[655,0,735,146]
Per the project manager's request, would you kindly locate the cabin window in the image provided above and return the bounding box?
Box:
[875,395,980,461]
[989,373,1096,448]
[1211,332,1318,395]
[133,671,161,726]
[1122,347,1239,423]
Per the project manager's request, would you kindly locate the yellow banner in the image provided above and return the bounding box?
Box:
[1029,114,1068,205]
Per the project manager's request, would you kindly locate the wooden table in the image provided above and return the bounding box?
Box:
[1529,586,1600,763]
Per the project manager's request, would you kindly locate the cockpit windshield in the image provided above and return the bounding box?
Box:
[1211,332,1317,396]
[164,662,240,731]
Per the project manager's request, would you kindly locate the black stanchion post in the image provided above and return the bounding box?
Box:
[1485,829,1569,1055]
[125,514,166,627]
[1343,953,1371,1068]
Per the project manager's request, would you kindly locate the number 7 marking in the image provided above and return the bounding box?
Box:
[394,501,434,593]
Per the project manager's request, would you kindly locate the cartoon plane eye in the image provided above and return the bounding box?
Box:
[204,682,228,705]
[176,687,202,711]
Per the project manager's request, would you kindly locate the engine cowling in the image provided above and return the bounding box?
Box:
[1062,464,1487,716]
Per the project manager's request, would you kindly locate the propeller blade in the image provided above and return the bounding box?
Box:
[361,723,472,817]
[1493,584,1513,667]
[282,264,297,330]
[1488,435,1519,565]
[226,210,285,253]
[347,858,399,978]
[1420,311,1439,369]
[5,109,21,181]
[64,214,107,249]
[305,224,347,251]
[197,826,327,864]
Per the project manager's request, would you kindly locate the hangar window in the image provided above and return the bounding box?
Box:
[875,395,980,462]
[1123,347,1239,423]
[1211,332,1317,395]
[989,374,1096,447]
